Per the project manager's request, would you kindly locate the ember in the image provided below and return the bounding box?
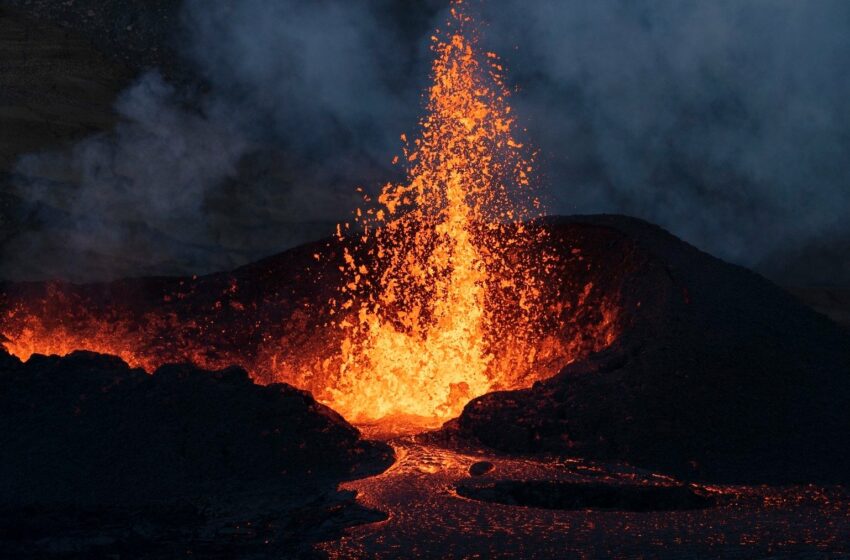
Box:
[328,4,560,426]
[4,2,850,558]
[0,2,621,435]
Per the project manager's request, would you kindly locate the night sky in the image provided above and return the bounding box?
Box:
[2,0,849,284]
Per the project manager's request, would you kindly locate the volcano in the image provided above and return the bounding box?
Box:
[3,215,850,556]
[449,215,850,484]
[3,214,849,480]
[3,2,850,557]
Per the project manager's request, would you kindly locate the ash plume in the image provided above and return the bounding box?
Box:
[4,0,850,284]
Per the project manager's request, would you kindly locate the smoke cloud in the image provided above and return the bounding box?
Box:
[9,72,248,278]
[5,0,850,283]
[478,0,850,277]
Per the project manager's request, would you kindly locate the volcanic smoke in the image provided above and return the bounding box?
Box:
[0,2,621,435]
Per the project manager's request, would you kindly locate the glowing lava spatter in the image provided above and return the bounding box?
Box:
[326,3,550,426]
[1,2,623,436]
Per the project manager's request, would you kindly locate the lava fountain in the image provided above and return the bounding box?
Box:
[0,2,622,436]
[324,3,551,427]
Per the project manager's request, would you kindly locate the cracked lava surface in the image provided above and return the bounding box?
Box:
[320,438,850,559]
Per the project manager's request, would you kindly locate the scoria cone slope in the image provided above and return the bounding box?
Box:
[450,215,850,484]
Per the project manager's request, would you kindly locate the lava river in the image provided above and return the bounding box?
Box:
[319,437,850,559]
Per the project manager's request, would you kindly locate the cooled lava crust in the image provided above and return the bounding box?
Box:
[2,214,849,485]
[449,215,850,484]
[0,350,392,507]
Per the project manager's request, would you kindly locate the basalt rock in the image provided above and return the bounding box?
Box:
[0,349,391,508]
[451,215,850,484]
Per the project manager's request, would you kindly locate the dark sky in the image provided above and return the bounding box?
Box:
[4,0,850,284]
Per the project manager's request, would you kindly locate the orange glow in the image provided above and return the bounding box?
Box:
[0,2,622,436]
[323,3,553,427]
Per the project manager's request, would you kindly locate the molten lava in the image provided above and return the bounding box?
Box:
[325,4,550,426]
[0,2,622,436]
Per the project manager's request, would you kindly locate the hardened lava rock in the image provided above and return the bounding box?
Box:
[451,215,850,484]
[0,349,391,508]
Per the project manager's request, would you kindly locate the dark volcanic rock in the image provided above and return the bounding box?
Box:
[0,346,20,371]
[0,349,391,508]
[451,215,850,484]
[468,461,495,477]
[0,347,393,556]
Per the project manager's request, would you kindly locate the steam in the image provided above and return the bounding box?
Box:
[5,0,850,282]
[9,73,248,279]
[183,0,425,164]
[477,0,850,275]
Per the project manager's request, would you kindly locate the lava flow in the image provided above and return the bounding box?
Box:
[0,2,622,435]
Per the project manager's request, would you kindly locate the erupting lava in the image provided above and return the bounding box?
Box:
[0,1,622,436]
[326,3,550,426]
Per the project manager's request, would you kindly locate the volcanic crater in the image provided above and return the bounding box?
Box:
[3,215,850,557]
[3,2,850,557]
[2,214,849,475]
